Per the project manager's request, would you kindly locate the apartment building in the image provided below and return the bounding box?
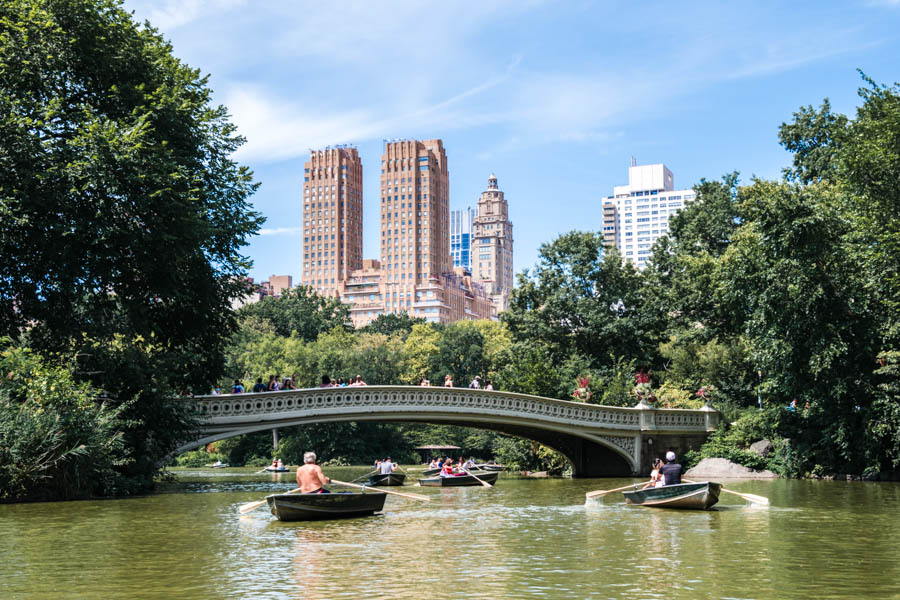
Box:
[472,174,514,311]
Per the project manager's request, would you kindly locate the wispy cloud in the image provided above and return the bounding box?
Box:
[258,227,301,236]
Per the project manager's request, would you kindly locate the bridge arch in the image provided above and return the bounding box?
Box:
[180,386,718,477]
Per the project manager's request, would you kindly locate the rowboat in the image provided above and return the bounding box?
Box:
[265,466,290,472]
[368,472,407,486]
[418,471,499,487]
[622,481,722,510]
[266,492,387,521]
[474,463,506,472]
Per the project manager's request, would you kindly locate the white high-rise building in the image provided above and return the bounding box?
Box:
[601,162,696,269]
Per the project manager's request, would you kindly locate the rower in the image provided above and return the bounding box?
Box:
[379,457,395,475]
[659,451,683,486]
[296,451,330,493]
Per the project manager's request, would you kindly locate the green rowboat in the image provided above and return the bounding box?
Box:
[622,481,722,510]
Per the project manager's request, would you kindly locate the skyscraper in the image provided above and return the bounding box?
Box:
[472,173,514,311]
[301,146,363,295]
[379,139,450,312]
[601,162,696,269]
[450,207,475,272]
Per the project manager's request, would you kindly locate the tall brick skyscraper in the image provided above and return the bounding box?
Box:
[378,139,449,312]
[301,146,363,296]
[473,173,514,311]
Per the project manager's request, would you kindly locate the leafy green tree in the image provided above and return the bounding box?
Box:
[401,323,440,384]
[503,232,655,371]
[430,323,486,386]
[361,312,424,337]
[0,0,263,493]
[238,286,349,340]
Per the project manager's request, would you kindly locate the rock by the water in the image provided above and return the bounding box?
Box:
[749,439,774,457]
[685,457,778,479]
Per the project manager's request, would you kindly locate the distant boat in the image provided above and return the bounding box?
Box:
[210,462,228,469]
[265,466,290,472]
[418,471,499,487]
[474,464,506,472]
[622,481,722,510]
[421,468,441,476]
[368,472,406,486]
[266,492,386,521]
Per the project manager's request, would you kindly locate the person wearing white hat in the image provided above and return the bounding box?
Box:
[659,451,683,486]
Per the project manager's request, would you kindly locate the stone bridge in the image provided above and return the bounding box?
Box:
[180,386,719,477]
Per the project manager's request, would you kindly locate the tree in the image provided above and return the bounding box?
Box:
[503,231,655,370]
[238,286,349,340]
[0,0,263,493]
[361,312,424,337]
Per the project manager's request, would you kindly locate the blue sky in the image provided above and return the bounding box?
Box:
[124,0,900,283]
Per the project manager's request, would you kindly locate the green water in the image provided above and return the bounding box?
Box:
[1,467,898,599]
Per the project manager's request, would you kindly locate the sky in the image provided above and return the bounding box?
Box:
[123,0,900,283]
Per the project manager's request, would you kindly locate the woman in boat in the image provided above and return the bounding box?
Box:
[440,459,455,477]
[643,458,664,489]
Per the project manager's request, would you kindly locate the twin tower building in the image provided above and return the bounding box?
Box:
[300,139,513,327]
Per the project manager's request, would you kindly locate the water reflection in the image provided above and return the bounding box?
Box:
[2,471,899,599]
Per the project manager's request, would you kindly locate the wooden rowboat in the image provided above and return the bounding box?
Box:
[264,466,290,472]
[622,482,722,510]
[474,463,506,472]
[368,472,407,486]
[418,471,499,487]
[266,492,387,521]
[421,468,441,476]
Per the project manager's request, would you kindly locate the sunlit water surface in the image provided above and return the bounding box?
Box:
[2,467,898,599]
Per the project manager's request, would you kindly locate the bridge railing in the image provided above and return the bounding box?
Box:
[187,386,718,432]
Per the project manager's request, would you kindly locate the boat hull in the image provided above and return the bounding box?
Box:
[622,482,722,510]
[418,471,499,487]
[265,467,290,472]
[421,468,441,476]
[475,464,506,472]
[266,492,386,521]
[368,472,407,486]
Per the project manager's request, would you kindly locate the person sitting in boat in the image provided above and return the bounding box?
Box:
[464,457,476,470]
[276,459,284,470]
[272,458,279,470]
[440,459,455,477]
[643,458,664,489]
[660,451,683,486]
[429,458,438,469]
[296,451,330,494]
[379,458,395,475]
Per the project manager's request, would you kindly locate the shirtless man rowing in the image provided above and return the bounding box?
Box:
[296,451,331,494]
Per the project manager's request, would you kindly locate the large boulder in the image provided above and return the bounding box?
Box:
[749,439,774,457]
[685,457,778,479]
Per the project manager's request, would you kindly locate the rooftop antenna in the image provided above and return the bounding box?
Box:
[630,156,637,167]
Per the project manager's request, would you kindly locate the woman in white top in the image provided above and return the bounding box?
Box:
[643,458,665,489]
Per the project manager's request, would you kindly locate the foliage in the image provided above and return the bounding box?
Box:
[0,0,261,497]
[238,286,349,340]
[0,341,130,501]
[361,312,424,337]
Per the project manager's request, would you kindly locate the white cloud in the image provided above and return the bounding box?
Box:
[258,227,301,237]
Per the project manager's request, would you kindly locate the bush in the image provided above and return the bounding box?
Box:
[682,410,774,472]
[0,341,130,501]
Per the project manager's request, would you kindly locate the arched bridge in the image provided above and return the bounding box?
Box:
[181,386,719,477]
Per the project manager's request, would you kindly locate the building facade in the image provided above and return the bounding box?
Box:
[601,162,696,269]
[301,146,364,296]
[472,174,514,312]
[450,207,475,272]
[326,139,493,327]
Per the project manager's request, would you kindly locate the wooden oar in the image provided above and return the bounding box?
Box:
[683,479,770,505]
[350,470,378,484]
[462,469,494,488]
[330,479,429,502]
[585,481,652,499]
[239,487,301,514]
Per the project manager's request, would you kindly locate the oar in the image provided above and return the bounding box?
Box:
[350,470,378,484]
[330,479,429,502]
[585,481,652,499]
[239,487,301,514]
[684,479,769,505]
[462,469,494,488]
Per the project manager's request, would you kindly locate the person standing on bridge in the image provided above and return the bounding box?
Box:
[296,452,330,494]
[660,451,683,486]
[444,374,454,387]
[319,375,335,388]
[252,377,267,393]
